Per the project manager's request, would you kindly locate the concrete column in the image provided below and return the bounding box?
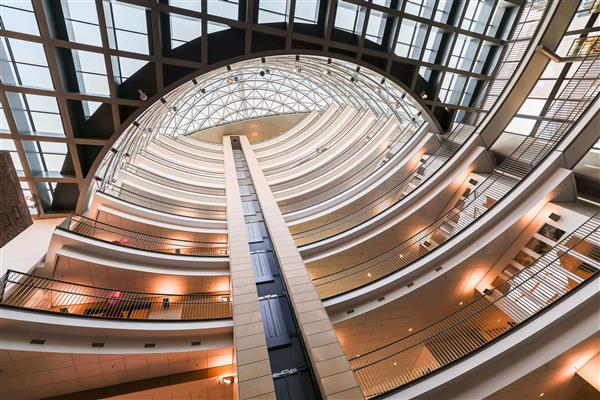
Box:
[239,135,364,399]
[223,135,276,400]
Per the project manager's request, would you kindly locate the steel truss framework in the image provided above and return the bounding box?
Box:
[0,0,523,217]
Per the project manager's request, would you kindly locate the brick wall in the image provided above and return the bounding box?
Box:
[0,151,32,247]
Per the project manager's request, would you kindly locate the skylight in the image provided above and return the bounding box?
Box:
[104,1,149,54]
[207,0,238,20]
[0,0,39,35]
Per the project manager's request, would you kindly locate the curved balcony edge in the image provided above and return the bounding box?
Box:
[383,275,599,400]
[301,144,487,262]
[46,229,229,275]
[321,158,570,320]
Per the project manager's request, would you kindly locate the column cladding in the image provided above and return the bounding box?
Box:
[222,135,276,400]
[239,135,364,399]
[230,136,322,399]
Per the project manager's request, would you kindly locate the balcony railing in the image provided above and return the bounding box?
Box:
[59,214,229,257]
[255,107,342,158]
[291,1,551,246]
[123,165,225,196]
[0,270,232,321]
[273,114,389,192]
[151,137,225,165]
[101,185,227,220]
[312,44,600,299]
[350,212,600,398]
[263,109,367,176]
[138,149,226,181]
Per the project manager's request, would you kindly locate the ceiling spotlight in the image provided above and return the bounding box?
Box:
[227,77,234,85]
[137,89,147,101]
[260,70,265,77]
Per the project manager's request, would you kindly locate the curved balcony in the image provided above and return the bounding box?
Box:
[349,213,600,398]
[59,214,229,257]
[261,108,367,176]
[135,150,226,184]
[278,119,425,216]
[119,166,226,205]
[172,134,225,154]
[99,185,227,221]
[272,114,400,195]
[0,270,233,321]
[290,0,554,247]
[149,138,225,166]
[310,38,600,299]
[256,106,345,162]
[253,109,323,154]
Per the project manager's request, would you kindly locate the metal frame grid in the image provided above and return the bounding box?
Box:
[0,0,522,217]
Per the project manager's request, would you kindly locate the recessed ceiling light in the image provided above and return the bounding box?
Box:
[539,393,544,397]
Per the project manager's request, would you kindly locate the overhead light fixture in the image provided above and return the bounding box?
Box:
[227,77,234,85]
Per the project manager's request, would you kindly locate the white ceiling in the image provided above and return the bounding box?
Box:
[53,254,230,294]
[487,333,600,400]
[191,112,308,144]
[0,348,233,400]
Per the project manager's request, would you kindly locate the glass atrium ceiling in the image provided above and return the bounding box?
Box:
[0,0,522,217]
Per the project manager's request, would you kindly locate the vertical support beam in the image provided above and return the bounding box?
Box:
[239,136,364,399]
[222,135,276,400]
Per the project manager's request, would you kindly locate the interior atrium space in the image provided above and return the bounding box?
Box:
[2,0,600,399]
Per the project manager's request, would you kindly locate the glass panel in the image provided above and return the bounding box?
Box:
[335,1,362,34]
[72,50,109,96]
[105,1,149,54]
[259,0,289,23]
[294,0,319,24]
[207,0,238,19]
[0,0,39,35]
[61,0,102,46]
[170,14,202,48]
[170,0,202,12]
[366,10,386,44]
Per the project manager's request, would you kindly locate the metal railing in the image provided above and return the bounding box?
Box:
[255,106,346,162]
[279,118,423,215]
[100,184,227,220]
[290,1,551,246]
[59,214,229,257]
[0,270,232,321]
[350,212,600,398]
[312,36,600,299]
[150,137,225,165]
[262,109,369,176]
[123,165,225,196]
[272,114,388,192]
[138,149,226,181]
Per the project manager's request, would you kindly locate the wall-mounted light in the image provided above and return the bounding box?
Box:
[218,375,235,385]
[138,89,147,101]
[220,295,231,302]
